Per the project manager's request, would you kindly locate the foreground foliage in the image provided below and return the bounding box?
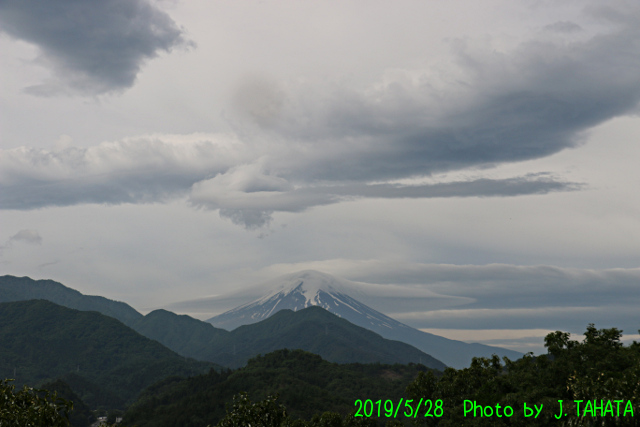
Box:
[406,324,640,426]
[39,380,94,427]
[7,323,638,426]
[214,392,382,427]
[0,379,72,427]
[210,325,640,427]
[124,349,430,426]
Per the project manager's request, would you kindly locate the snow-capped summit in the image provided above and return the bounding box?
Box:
[207,270,408,332]
[205,270,522,368]
[254,270,351,304]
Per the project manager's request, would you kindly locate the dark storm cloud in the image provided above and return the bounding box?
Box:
[0,0,189,95]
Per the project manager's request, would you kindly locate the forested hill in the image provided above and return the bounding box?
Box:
[126,325,640,427]
[0,275,142,327]
[0,300,215,409]
[200,306,446,370]
[130,306,445,370]
[131,308,230,361]
[124,348,432,426]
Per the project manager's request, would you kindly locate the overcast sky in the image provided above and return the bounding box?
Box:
[2,0,639,354]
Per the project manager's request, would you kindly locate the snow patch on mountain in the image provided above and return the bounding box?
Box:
[204,270,523,369]
[207,270,411,333]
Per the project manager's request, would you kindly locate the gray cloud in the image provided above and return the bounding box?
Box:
[245,260,640,338]
[544,21,583,33]
[0,133,578,230]
[310,175,579,199]
[219,209,274,230]
[1,2,638,228]
[397,305,640,332]
[189,3,640,227]
[0,0,190,95]
[322,262,640,334]
[265,14,640,183]
[165,269,473,318]
[191,174,580,228]
[0,134,248,209]
[345,264,640,310]
[9,229,42,245]
[167,260,640,339]
[37,260,60,270]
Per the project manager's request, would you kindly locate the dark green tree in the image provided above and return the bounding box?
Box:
[0,379,72,426]
[214,393,383,427]
[216,392,288,427]
[405,325,640,426]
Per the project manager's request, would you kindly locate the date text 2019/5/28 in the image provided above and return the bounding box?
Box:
[353,398,443,419]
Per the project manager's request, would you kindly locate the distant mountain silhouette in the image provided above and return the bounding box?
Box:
[0,275,445,370]
[0,275,142,326]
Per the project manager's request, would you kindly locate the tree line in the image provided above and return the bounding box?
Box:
[2,324,638,426]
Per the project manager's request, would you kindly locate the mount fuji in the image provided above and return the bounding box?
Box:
[206,270,522,368]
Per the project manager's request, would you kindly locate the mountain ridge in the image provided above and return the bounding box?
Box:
[131,308,230,361]
[203,305,446,370]
[0,275,142,327]
[206,270,523,368]
[0,274,445,370]
[0,299,214,409]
